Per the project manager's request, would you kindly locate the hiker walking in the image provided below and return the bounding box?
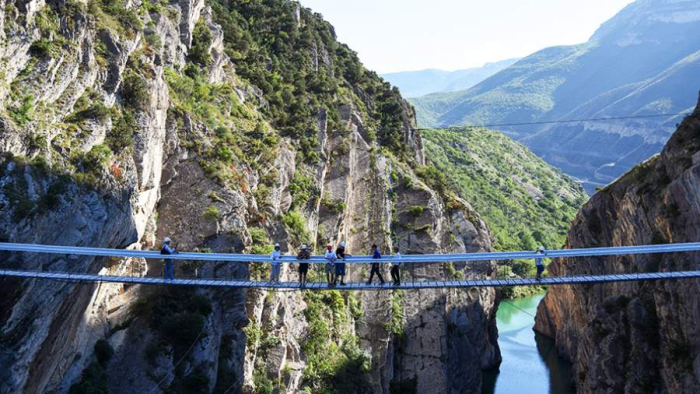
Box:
[391,248,402,286]
[297,244,311,287]
[334,241,349,286]
[161,237,178,280]
[325,244,337,286]
[535,246,546,280]
[367,244,385,285]
[270,243,282,283]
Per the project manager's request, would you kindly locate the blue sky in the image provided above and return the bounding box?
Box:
[299,0,636,73]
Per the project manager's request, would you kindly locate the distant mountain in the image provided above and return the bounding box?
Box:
[380,58,520,98]
[410,0,700,193]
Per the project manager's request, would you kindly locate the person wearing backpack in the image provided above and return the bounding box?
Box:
[367,244,385,285]
[161,237,178,280]
[297,244,311,287]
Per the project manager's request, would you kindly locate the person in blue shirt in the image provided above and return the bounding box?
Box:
[367,244,385,285]
[161,237,177,280]
[324,244,337,286]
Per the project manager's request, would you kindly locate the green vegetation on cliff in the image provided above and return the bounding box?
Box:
[423,127,587,252]
[423,127,587,296]
[300,291,370,393]
[210,0,412,161]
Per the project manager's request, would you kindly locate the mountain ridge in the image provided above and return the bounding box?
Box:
[410,0,700,193]
[380,58,520,98]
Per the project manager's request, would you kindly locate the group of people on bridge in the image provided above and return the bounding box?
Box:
[160,238,405,286]
[274,241,403,287]
[160,238,547,285]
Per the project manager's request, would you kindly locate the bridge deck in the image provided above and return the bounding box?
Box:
[1,269,698,290]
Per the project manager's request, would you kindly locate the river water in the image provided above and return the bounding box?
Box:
[482,293,576,394]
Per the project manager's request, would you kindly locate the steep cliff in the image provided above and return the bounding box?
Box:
[0,1,499,393]
[535,93,700,393]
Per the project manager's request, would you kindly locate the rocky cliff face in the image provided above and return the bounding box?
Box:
[535,93,700,393]
[592,0,700,45]
[0,1,499,393]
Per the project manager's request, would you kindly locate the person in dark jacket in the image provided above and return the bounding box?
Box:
[297,244,311,287]
[334,241,349,286]
[161,237,178,280]
[367,244,385,285]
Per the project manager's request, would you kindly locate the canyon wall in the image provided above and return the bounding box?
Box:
[535,93,700,393]
[0,1,499,393]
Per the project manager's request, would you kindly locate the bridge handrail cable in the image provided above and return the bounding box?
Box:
[0,242,699,264]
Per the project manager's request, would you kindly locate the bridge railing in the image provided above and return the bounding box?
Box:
[1,242,699,288]
[1,242,699,264]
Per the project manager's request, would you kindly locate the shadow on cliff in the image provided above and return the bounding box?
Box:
[391,286,501,394]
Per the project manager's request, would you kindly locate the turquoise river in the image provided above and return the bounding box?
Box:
[483,293,576,393]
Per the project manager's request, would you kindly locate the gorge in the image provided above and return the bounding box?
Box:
[1,1,699,393]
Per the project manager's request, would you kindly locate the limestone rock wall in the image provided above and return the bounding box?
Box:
[535,93,700,393]
[0,0,244,392]
[243,103,500,394]
[0,1,502,393]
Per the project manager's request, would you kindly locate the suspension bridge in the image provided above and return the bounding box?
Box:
[0,242,699,290]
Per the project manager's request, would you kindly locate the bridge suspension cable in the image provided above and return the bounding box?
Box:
[1,242,699,290]
[1,242,699,264]
[412,111,691,130]
[0,269,698,290]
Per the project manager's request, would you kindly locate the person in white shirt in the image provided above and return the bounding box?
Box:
[391,248,402,286]
[324,244,337,286]
[270,243,282,283]
[535,246,546,280]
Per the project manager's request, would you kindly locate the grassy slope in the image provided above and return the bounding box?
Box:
[422,127,587,252]
[423,127,588,297]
